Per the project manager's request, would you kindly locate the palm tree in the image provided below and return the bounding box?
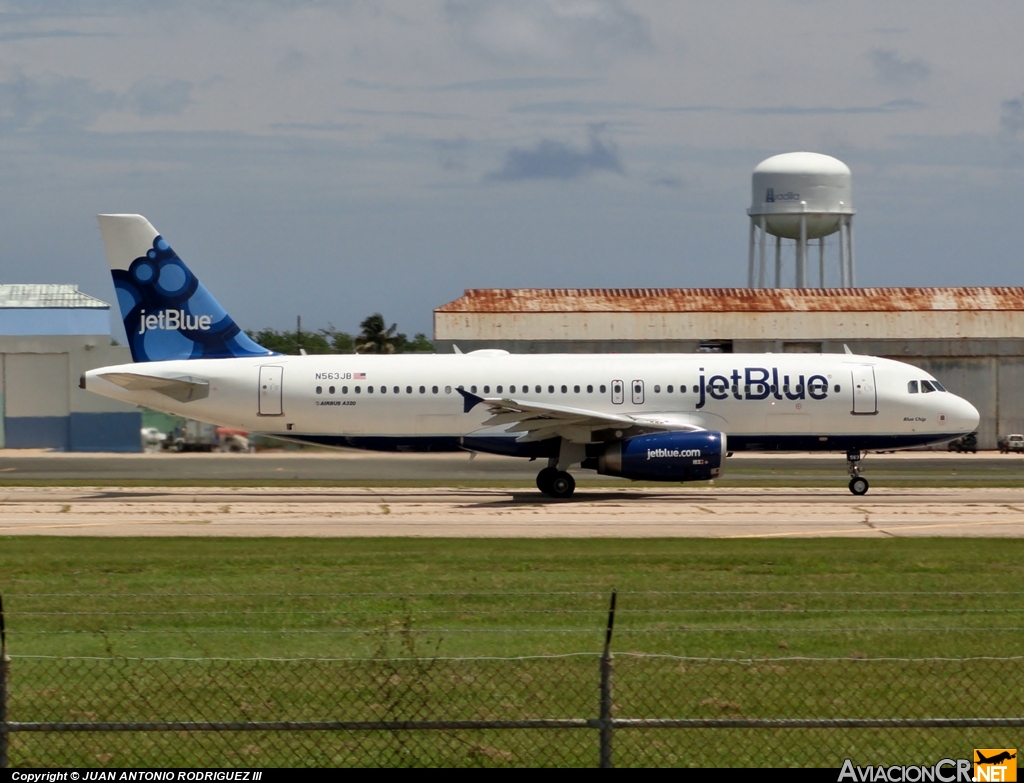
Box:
[355,313,399,354]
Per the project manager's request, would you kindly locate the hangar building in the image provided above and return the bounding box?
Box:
[433,286,1024,450]
[0,284,140,451]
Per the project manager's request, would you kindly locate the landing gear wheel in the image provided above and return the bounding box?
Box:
[849,476,869,496]
[548,471,576,499]
[536,467,558,494]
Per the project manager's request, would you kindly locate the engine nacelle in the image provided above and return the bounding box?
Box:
[588,431,727,482]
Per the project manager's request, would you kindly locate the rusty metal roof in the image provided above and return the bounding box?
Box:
[436,287,1024,314]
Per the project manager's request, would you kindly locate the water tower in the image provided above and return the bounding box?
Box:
[747,152,855,288]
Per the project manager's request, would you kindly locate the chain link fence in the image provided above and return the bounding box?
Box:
[2,593,1023,767]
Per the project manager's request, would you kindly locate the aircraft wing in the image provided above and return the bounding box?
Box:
[97,372,210,403]
[458,389,705,444]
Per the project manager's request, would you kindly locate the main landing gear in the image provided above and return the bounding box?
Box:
[847,449,869,496]
[536,465,576,498]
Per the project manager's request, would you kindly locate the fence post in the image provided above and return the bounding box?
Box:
[599,589,616,769]
[1,592,9,769]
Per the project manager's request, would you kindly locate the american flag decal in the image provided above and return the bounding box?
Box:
[354,372,366,380]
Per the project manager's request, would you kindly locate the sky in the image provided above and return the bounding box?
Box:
[1,0,1023,340]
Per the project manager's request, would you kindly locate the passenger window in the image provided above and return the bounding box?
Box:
[393,386,399,394]
[406,386,412,394]
[681,385,687,393]
[342,386,348,394]
[921,380,936,393]
[432,386,438,394]
[316,386,322,394]
[600,385,607,393]
[561,385,567,393]
[497,385,503,393]
[667,385,673,393]
[834,385,840,392]
[587,385,593,393]
[355,386,361,394]
[483,385,490,393]
[908,381,919,394]
[535,385,541,393]
[510,385,516,393]
[329,386,335,394]
[379,386,386,394]
[654,385,661,393]
[419,386,425,394]
[471,385,477,393]
[445,386,451,394]
[770,385,776,393]
[743,385,750,394]
[574,385,580,393]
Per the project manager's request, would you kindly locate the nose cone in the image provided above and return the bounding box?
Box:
[953,395,980,433]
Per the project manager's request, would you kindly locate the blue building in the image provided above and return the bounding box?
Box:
[0,284,140,451]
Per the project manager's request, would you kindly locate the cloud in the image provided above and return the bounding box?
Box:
[870,48,930,84]
[434,136,469,171]
[0,72,117,133]
[1000,94,1024,138]
[0,73,194,133]
[658,100,926,116]
[444,0,652,66]
[486,127,624,182]
[124,77,193,117]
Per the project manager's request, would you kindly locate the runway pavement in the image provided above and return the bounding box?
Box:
[1,485,1023,538]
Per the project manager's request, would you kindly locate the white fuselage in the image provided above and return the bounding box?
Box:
[84,351,980,452]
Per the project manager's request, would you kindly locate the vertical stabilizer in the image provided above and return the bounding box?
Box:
[97,214,273,363]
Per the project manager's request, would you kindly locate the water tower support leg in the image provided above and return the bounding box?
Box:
[848,216,856,287]
[819,237,825,288]
[758,216,767,288]
[839,219,848,287]
[774,235,782,288]
[748,220,756,287]
[797,213,808,288]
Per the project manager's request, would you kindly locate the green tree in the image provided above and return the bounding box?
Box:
[356,313,401,354]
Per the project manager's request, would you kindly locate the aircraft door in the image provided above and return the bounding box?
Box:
[259,365,284,416]
[631,379,645,405]
[611,379,624,405]
[850,365,877,415]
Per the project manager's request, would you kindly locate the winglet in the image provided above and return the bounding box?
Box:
[453,344,463,354]
[844,344,853,355]
[457,387,485,413]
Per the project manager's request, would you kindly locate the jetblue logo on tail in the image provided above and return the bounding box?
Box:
[112,235,273,363]
[138,309,212,334]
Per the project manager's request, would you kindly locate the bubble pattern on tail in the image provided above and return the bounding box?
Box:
[112,235,273,362]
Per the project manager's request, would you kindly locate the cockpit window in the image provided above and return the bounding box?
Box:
[921,380,937,393]
[931,380,946,392]
[907,381,919,394]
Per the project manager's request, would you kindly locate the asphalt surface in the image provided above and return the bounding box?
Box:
[0,449,1019,483]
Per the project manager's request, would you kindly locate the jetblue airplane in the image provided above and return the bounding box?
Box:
[82,215,980,497]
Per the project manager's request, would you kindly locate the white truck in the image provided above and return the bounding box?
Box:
[998,434,1024,454]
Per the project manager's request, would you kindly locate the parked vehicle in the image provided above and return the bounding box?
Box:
[947,432,978,453]
[998,434,1024,454]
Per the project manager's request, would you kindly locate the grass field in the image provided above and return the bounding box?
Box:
[4,537,1023,767]
[3,537,1023,659]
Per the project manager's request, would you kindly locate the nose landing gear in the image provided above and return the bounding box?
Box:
[536,465,576,498]
[847,450,869,495]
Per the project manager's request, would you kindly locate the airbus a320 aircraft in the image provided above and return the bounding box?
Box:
[82,215,980,497]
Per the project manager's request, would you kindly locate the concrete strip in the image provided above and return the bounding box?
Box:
[0,486,1023,537]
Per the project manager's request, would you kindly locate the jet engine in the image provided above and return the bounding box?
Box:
[584,431,727,482]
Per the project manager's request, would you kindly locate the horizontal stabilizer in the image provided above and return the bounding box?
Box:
[99,372,210,403]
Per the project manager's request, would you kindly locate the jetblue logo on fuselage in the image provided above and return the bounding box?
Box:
[137,309,212,334]
[766,187,800,203]
[696,367,829,409]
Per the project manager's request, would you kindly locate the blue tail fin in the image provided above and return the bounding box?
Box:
[97,214,274,363]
